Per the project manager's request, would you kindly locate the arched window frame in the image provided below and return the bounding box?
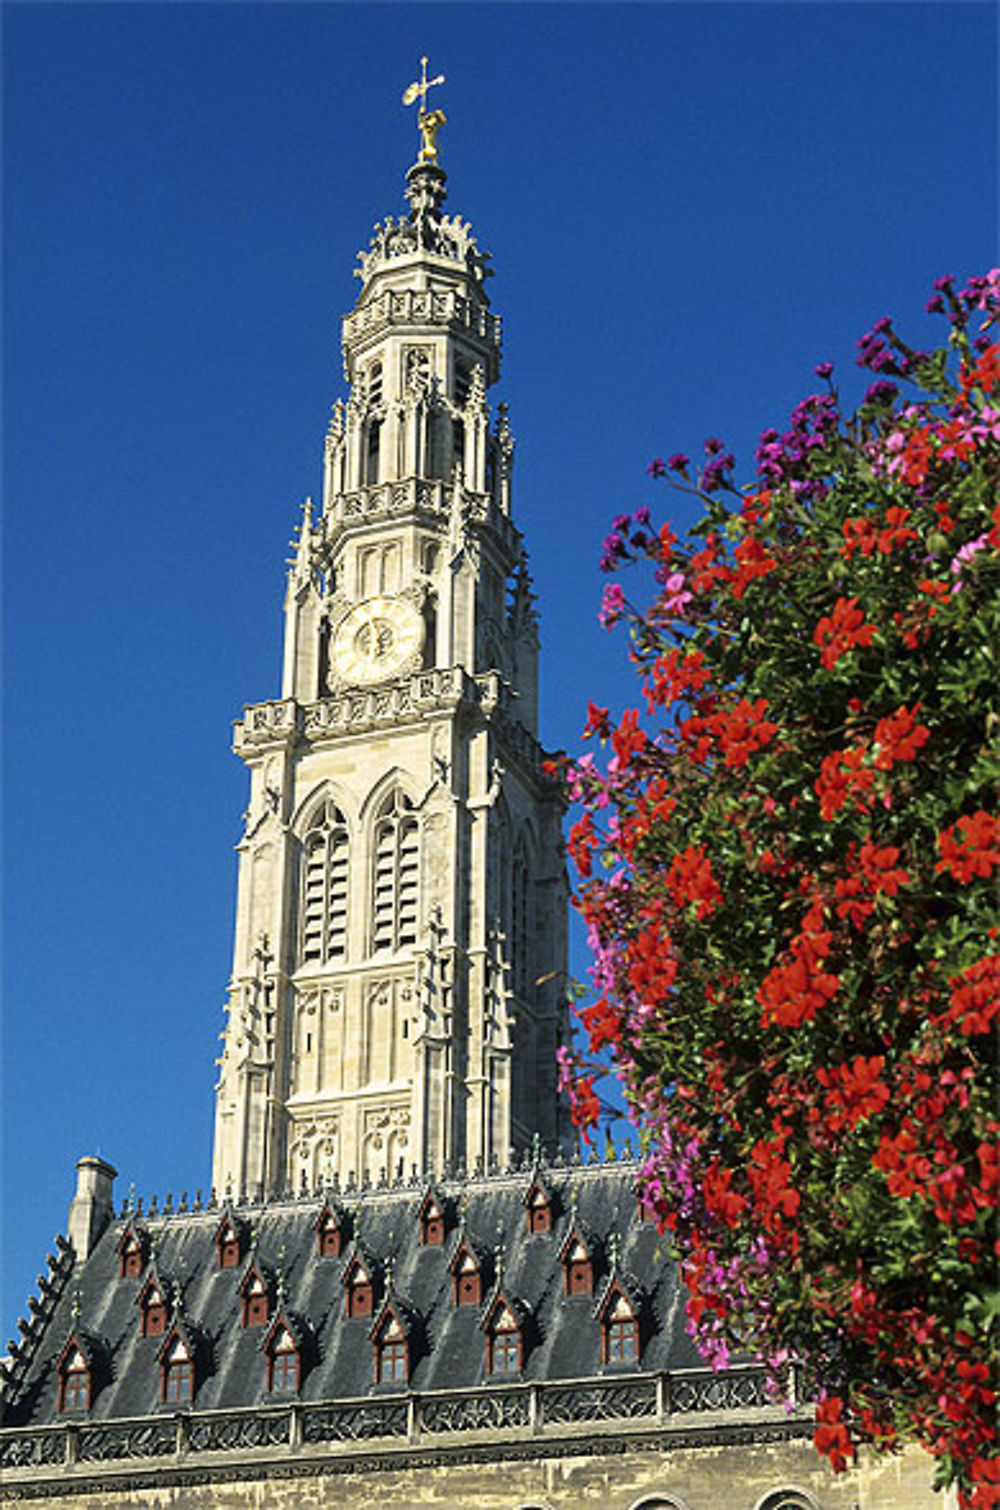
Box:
[265,1323,302,1394]
[371,790,419,955]
[159,1334,195,1405]
[299,799,350,967]
[600,1290,640,1366]
[57,1340,92,1413]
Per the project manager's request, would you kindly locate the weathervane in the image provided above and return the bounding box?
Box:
[402,56,446,164]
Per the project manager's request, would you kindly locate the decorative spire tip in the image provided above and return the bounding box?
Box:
[402,55,446,165]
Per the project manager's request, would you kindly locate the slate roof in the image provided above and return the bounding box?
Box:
[2,1159,701,1428]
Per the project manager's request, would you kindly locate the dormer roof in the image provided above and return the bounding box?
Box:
[417,1186,446,1223]
[447,1227,488,1276]
[213,1206,247,1249]
[340,1243,379,1288]
[237,1255,275,1298]
[56,1328,103,1375]
[155,1312,206,1368]
[369,1292,417,1344]
[261,1307,311,1357]
[479,1285,529,1335]
[557,1219,597,1266]
[312,1198,344,1235]
[135,1265,171,1311]
[115,1219,148,1259]
[593,1267,644,1323]
[521,1170,555,1212]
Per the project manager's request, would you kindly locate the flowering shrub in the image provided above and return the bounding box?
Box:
[558,274,999,1506]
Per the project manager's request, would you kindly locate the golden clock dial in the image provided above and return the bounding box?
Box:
[331,596,424,686]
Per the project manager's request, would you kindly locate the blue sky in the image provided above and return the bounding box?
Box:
[3,1,995,1331]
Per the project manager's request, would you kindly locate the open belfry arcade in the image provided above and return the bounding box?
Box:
[1,68,945,1510]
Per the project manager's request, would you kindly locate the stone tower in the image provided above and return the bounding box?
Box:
[211,131,570,1201]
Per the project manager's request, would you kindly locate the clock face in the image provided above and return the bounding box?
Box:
[331,596,424,686]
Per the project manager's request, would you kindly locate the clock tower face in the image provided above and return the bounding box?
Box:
[331,596,424,685]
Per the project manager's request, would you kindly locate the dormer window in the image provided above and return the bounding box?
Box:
[525,1179,552,1235]
[602,1293,639,1365]
[266,1326,300,1394]
[120,1239,144,1278]
[562,1237,593,1296]
[241,1273,270,1328]
[160,1336,194,1404]
[343,1256,374,1318]
[57,1343,90,1413]
[419,1192,445,1246]
[116,1223,147,1278]
[315,1207,342,1258]
[373,1313,408,1384]
[451,1248,482,1307]
[215,1216,242,1270]
[487,1303,522,1375]
[139,1278,169,1338]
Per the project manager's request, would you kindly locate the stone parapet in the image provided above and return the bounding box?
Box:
[343,287,501,357]
[0,1363,805,1495]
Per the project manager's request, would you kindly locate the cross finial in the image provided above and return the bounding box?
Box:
[402,56,446,164]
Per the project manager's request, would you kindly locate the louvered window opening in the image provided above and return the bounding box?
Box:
[373,794,418,953]
[511,846,529,996]
[301,802,349,965]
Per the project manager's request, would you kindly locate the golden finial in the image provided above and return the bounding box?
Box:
[402,55,447,164]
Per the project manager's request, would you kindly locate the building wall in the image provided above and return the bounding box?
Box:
[1,1440,947,1509]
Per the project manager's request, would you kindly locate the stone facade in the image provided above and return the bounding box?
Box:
[0,1434,947,1509]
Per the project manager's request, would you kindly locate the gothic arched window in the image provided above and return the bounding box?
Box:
[365,419,381,486]
[300,801,349,965]
[511,839,530,996]
[372,792,419,953]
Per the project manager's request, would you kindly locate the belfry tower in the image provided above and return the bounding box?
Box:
[212,81,569,1200]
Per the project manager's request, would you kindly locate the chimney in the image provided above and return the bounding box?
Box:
[67,1155,118,1262]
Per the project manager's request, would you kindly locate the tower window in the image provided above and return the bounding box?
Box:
[454,362,471,406]
[367,362,383,406]
[511,842,530,997]
[365,419,381,486]
[300,800,349,966]
[372,792,419,954]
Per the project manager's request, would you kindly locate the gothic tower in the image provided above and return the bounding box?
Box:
[212,112,570,1201]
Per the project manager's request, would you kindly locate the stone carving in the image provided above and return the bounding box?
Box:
[543,1379,657,1424]
[288,1114,340,1191]
[301,1399,407,1443]
[188,1413,289,1452]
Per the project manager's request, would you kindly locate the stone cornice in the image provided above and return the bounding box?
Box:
[343,287,500,368]
[234,669,555,770]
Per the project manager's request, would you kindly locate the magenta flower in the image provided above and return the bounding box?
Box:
[599,582,626,628]
[662,571,692,616]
